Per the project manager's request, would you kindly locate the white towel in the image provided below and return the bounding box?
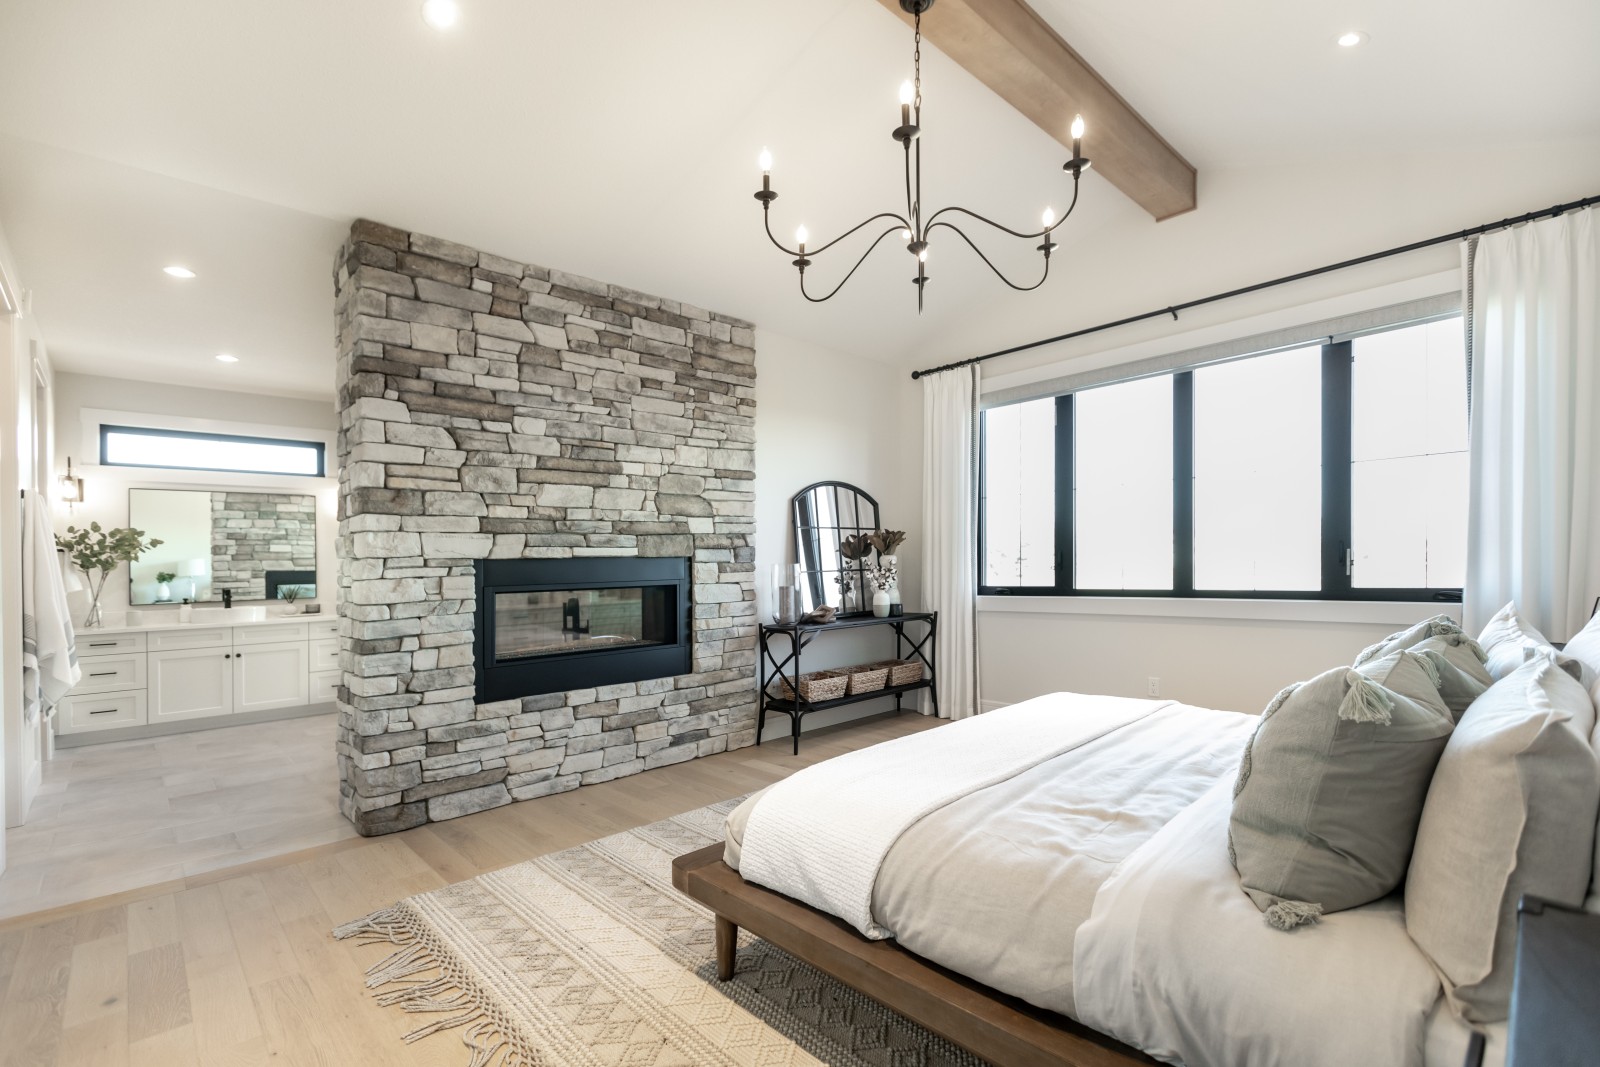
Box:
[21,489,79,724]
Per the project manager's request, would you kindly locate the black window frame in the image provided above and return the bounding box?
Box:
[99,424,327,478]
[978,331,1466,604]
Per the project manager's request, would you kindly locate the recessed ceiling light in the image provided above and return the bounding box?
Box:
[215,353,239,363]
[1337,31,1368,47]
[421,0,459,29]
[163,265,196,278]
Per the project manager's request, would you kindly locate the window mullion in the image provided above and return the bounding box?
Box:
[1321,342,1354,597]
[1055,393,1074,595]
[1172,373,1194,596]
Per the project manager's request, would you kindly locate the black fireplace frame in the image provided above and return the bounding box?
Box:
[473,557,692,702]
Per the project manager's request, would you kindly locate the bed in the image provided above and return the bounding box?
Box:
[673,692,1508,1067]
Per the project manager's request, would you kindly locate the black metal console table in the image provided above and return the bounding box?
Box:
[757,611,938,755]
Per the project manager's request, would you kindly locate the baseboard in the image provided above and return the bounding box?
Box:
[56,701,336,748]
[980,699,1010,714]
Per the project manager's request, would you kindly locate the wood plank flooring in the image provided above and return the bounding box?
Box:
[0,711,941,1067]
[1,715,352,920]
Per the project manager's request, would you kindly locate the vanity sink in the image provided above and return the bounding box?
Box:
[187,606,269,624]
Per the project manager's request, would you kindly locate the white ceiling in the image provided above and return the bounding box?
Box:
[0,0,1596,400]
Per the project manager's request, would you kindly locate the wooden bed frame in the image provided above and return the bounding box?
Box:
[672,844,1156,1067]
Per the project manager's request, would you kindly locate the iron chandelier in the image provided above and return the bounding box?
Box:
[753,0,1090,312]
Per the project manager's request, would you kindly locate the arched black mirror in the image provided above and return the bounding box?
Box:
[791,481,881,616]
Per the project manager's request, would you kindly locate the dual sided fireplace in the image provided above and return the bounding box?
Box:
[473,557,692,702]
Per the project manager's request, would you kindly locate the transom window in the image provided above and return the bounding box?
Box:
[99,425,326,477]
[979,316,1468,601]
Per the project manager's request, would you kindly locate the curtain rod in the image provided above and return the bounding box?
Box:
[909,192,1600,380]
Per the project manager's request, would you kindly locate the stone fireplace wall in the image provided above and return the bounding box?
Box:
[332,220,757,836]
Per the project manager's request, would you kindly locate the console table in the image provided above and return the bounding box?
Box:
[756,611,938,754]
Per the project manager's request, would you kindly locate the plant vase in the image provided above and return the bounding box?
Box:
[872,589,892,618]
[881,554,901,610]
[155,581,172,603]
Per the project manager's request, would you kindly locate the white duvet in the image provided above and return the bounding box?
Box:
[733,692,1504,1067]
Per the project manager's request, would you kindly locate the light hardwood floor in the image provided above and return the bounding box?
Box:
[0,711,941,1067]
[1,715,352,920]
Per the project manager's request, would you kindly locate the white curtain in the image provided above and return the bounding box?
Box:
[1465,206,1600,640]
[920,365,980,719]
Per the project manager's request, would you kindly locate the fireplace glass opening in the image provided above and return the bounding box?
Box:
[493,586,673,663]
[474,556,692,701]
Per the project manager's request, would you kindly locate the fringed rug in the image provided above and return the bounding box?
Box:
[335,797,983,1066]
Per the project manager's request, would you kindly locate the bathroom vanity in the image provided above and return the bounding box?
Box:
[57,607,339,743]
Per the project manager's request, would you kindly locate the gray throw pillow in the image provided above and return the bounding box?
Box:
[1478,602,1583,682]
[1405,655,1600,1023]
[1230,651,1454,931]
[1412,635,1493,718]
[1355,614,1481,668]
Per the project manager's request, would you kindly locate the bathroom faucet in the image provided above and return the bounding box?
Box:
[222,588,233,609]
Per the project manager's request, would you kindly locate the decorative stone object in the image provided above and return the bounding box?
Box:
[332,219,758,836]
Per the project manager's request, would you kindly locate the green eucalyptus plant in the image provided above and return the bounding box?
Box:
[156,570,177,584]
[55,522,163,628]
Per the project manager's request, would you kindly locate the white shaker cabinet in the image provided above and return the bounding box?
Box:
[148,645,235,723]
[231,640,310,714]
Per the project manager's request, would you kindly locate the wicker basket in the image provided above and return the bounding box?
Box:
[881,659,925,687]
[843,664,889,695]
[777,669,849,703]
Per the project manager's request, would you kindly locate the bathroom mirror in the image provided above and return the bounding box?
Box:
[791,481,880,616]
[128,488,317,605]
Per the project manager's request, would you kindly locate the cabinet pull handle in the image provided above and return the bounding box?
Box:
[224,654,232,659]
[88,641,117,647]
[89,671,117,677]
[89,708,118,715]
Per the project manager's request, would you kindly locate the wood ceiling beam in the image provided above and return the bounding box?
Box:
[876,0,1197,221]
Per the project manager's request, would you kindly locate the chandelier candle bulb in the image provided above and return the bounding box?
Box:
[900,79,914,127]
[1071,114,1085,159]
[795,225,808,255]
[1042,207,1056,230]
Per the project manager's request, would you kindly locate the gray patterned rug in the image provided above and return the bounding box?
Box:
[335,796,983,1066]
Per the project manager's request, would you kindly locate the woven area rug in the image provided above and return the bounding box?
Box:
[335,796,983,1066]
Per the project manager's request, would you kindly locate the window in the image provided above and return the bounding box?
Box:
[978,315,1467,601]
[100,425,326,477]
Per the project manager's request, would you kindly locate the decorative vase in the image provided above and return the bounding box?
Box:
[881,554,902,609]
[84,596,104,629]
[772,563,800,625]
[156,581,172,603]
[872,589,892,618]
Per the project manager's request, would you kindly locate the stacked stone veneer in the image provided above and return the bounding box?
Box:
[332,219,758,836]
[209,491,317,600]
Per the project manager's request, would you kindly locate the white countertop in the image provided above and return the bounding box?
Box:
[81,606,333,635]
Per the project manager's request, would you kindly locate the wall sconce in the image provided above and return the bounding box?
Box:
[57,457,84,510]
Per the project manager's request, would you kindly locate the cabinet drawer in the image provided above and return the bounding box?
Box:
[72,653,147,695]
[77,632,147,656]
[236,622,308,644]
[309,619,340,640]
[308,669,341,704]
[59,690,148,733]
[309,637,340,672]
[149,627,231,651]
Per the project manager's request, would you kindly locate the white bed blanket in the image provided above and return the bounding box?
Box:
[1074,779,1446,1067]
[738,692,1168,937]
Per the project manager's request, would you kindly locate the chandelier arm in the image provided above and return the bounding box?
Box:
[924,179,1081,242]
[764,208,912,258]
[925,220,1052,292]
[799,226,907,303]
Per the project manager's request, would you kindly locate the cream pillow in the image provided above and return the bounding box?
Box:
[1477,601,1583,682]
[1230,651,1454,930]
[1405,655,1600,1023]
[1562,608,1600,694]
[1354,614,1480,668]
[1411,635,1493,718]
[1563,611,1600,896]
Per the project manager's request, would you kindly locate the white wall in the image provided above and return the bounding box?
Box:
[754,329,923,735]
[51,372,338,618]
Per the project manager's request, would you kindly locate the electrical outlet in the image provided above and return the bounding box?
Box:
[1147,676,1161,697]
